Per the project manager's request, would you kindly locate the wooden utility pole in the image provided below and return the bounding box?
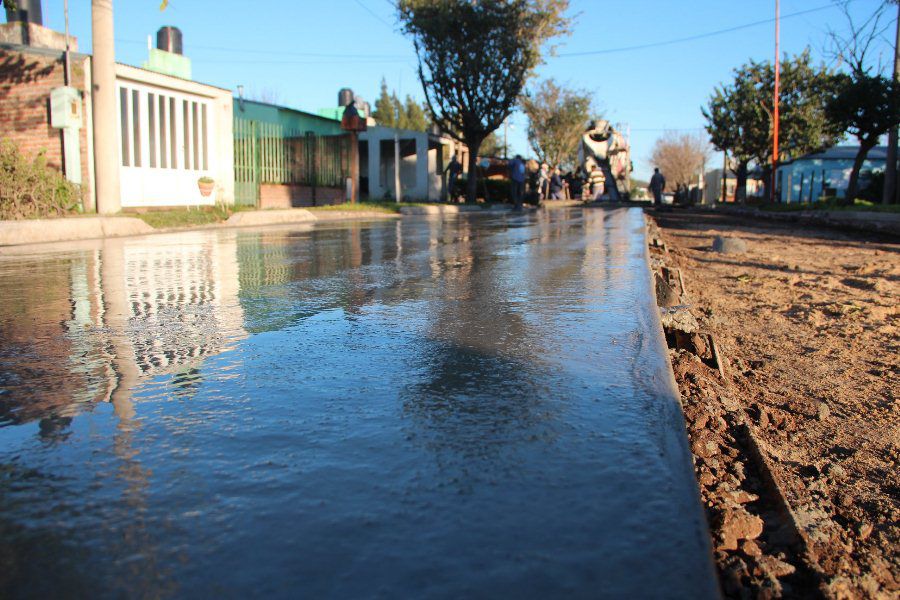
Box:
[771,0,780,203]
[883,2,900,205]
[722,152,727,202]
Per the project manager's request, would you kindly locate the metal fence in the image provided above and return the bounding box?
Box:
[234,118,351,206]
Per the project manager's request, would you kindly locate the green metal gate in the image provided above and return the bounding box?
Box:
[233,118,351,207]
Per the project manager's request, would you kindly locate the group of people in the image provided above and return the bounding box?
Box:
[506,157,613,206]
[445,152,670,208]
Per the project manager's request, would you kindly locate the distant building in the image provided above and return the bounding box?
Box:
[232,99,352,208]
[777,146,887,203]
[703,167,764,203]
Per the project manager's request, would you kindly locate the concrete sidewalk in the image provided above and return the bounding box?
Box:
[0,208,398,247]
[0,204,538,247]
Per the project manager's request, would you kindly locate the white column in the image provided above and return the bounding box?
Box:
[415,133,428,200]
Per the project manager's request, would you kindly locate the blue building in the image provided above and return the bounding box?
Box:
[777,146,887,203]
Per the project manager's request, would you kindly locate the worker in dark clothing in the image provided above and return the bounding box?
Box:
[508,155,526,210]
[549,167,564,199]
[649,168,666,206]
[444,154,463,201]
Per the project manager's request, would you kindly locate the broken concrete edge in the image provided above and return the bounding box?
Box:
[0,209,401,247]
[635,213,721,596]
[644,213,831,593]
[712,205,900,238]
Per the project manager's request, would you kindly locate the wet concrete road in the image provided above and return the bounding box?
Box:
[0,207,716,598]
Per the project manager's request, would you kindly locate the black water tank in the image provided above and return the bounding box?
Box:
[157,26,183,55]
[5,0,43,24]
[338,88,354,107]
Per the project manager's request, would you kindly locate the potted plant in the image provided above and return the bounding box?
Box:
[198,176,215,197]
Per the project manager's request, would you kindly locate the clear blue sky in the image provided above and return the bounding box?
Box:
[38,0,896,180]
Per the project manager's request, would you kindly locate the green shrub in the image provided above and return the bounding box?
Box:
[0,139,82,219]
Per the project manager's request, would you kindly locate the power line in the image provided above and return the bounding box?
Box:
[192,57,413,65]
[114,38,407,60]
[630,127,706,132]
[353,0,395,28]
[557,1,855,58]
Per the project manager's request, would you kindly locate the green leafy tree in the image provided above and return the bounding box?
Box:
[827,73,900,201]
[703,51,842,200]
[398,0,570,203]
[703,79,761,201]
[373,79,398,128]
[402,95,430,132]
[520,78,593,169]
[373,80,431,131]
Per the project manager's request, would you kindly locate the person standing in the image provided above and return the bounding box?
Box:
[649,167,666,206]
[508,154,526,210]
[537,163,550,200]
[444,154,463,201]
[549,167,564,199]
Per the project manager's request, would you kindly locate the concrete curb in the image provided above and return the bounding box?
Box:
[224,208,316,227]
[0,216,154,246]
[400,204,487,215]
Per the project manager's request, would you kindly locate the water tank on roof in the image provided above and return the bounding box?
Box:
[157,26,183,55]
[338,88,354,107]
[5,0,43,24]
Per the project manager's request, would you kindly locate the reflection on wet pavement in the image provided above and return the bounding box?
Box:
[0,208,716,598]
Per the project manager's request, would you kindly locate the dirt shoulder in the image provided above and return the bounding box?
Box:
[648,209,898,599]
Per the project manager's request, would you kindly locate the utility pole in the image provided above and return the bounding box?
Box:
[394,132,401,203]
[722,152,727,203]
[771,0,780,203]
[92,0,121,214]
[883,2,900,205]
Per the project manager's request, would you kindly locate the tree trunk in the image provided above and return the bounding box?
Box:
[464,133,483,204]
[735,160,748,203]
[760,164,771,202]
[845,141,876,204]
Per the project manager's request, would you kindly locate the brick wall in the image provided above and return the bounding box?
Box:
[259,183,345,209]
[0,48,92,202]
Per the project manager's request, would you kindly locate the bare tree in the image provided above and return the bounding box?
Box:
[826,1,893,76]
[650,132,709,192]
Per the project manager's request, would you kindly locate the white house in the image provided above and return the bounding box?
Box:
[115,63,234,208]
